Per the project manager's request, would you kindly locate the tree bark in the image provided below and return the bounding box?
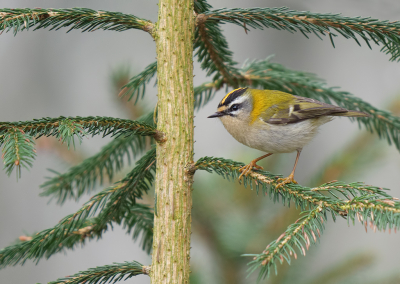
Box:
[151,0,194,283]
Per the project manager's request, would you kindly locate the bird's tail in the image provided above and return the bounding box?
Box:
[332,110,370,117]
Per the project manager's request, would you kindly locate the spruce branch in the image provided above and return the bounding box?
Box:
[1,128,36,178]
[195,156,400,277]
[56,119,88,149]
[195,20,239,85]
[40,135,146,204]
[0,116,158,141]
[194,0,212,14]
[203,7,400,61]
[119,61,157,103]
[247,205,326,280]
[122,203,154,253]
[47,261,147,284]
[237,57,400,151]
[195,157,400,230]
[0,205,153,269]
[63,147,156,250]
[0,148,156,267]
[0,8,154,36]
[194,1,240,85]
[250,216,373,281]
[0,116,159,177]
[0,217,109,268]
[40,112,155,204]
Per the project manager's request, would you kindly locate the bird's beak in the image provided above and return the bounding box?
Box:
[208,112,225,118]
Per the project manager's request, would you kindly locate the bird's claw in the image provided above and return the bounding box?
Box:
[238,162,263,181]
[276,174,297,188]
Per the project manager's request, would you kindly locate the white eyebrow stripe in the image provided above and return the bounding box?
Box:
[228,94,248,107]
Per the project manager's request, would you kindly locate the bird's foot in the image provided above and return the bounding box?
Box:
[238,161,263,181]
[276,173,297,188]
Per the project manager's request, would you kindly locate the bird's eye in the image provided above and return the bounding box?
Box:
[230,104,240,111]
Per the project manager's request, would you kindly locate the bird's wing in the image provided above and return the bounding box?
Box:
[260,95,349,125]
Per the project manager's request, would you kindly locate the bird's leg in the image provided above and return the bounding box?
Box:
[238,153,273,181]
[276,149,301,188]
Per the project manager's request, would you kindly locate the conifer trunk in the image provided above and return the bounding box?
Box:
[151,0,194,283]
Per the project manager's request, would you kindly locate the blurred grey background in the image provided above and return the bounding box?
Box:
[0,0,400,283]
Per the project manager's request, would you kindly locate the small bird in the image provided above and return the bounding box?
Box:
[208,88,369,187]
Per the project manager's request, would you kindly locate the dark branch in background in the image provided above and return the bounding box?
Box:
[195,156,400,278]
[195,20,239,86]
[47,261,148,284]
[40,112,155,204]
[203,7,400,61]
[0,8,155,36]
[194,1,240,86]
[0,148,156,268]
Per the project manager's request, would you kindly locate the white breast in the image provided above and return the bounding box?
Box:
[220,116,332,153]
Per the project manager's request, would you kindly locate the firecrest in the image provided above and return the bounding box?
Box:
[208,88,369,187]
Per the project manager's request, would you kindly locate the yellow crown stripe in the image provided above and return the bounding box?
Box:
[220,88,246,105]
